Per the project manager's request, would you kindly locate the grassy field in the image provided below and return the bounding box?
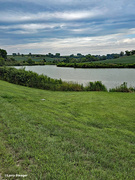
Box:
[0,80,135,179]
[95,55,135,64]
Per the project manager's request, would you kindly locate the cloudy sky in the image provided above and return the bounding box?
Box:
[0,0,135,55]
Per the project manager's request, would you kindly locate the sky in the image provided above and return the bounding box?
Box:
[0,0,135,55]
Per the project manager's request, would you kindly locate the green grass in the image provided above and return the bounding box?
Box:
[0,80,135,179]
[95,55,135,64]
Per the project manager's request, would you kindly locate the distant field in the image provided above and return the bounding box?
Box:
[95,55,135,64]
[0,80,135,179]
[7,55,65,62]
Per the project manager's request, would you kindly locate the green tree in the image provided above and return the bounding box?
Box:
[131,50,135,55]
[120,51,124,56]
[55,53,60,57]
[27,58,35,65]
[86,54,99,61]
[0,49,7,59]
[125,50,130,56]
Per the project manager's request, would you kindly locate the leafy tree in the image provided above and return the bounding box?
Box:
[120,51,124,56]
[48,53,54,57]
[131,50,135,55]
[112,54,120,59]
[27,58,35,65]
[100,55,106,60]
[70,54,74,58]
[125,50,130,56]
[55,53,60,57]
[86,54,99,61]
[0,49,7,59]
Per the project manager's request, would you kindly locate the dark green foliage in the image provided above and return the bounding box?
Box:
[1,67,135,92]
[0,57,5,66]
[125,49,135,56]
[0,67,84,91]
[120,51,124,56]
[57,62,135,68]
[109,82,135,92]
[125,50,131,56]
[85,81,107,91]
[85,54,99,61]
[0,49,7,59]
[0,67,109,92]
[27,58,35,65]
[131,50,135,55]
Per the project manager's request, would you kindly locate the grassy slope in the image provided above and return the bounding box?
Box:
[95,55,135,64]
[0,80,135,179]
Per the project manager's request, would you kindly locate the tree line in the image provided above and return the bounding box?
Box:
[1,48,135,66]
[57,62,135,68]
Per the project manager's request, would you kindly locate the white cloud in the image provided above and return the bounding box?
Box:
[2,30,135,55]
[0,9,103,22]
[1,0,135,55]
[0,23,67,34]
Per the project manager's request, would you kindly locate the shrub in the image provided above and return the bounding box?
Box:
[0,67,84,91]
[109,82,134,92]
[1,67,134,93]
[85,81,107,91]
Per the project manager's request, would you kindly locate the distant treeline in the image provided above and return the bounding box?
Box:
[57,62,135,68]
[0,57,55,66]
[0,67,134,92]
[1,47,135,66]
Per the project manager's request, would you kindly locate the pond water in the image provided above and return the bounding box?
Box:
[15,65,135,89]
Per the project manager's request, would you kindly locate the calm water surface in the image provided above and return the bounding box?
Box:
[15,65,135,89]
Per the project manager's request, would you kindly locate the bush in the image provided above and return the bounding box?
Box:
[109,82,134,92]
[85,81,107,91]
[0,67,84,91]
[1,67,134,93]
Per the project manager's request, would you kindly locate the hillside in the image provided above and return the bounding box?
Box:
[95,55,135,64]
[0,80,135,179]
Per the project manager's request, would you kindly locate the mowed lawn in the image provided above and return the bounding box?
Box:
[0,80,135,180]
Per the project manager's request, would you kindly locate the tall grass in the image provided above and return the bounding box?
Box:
[85,81,107,91]
[109,82,135,92]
